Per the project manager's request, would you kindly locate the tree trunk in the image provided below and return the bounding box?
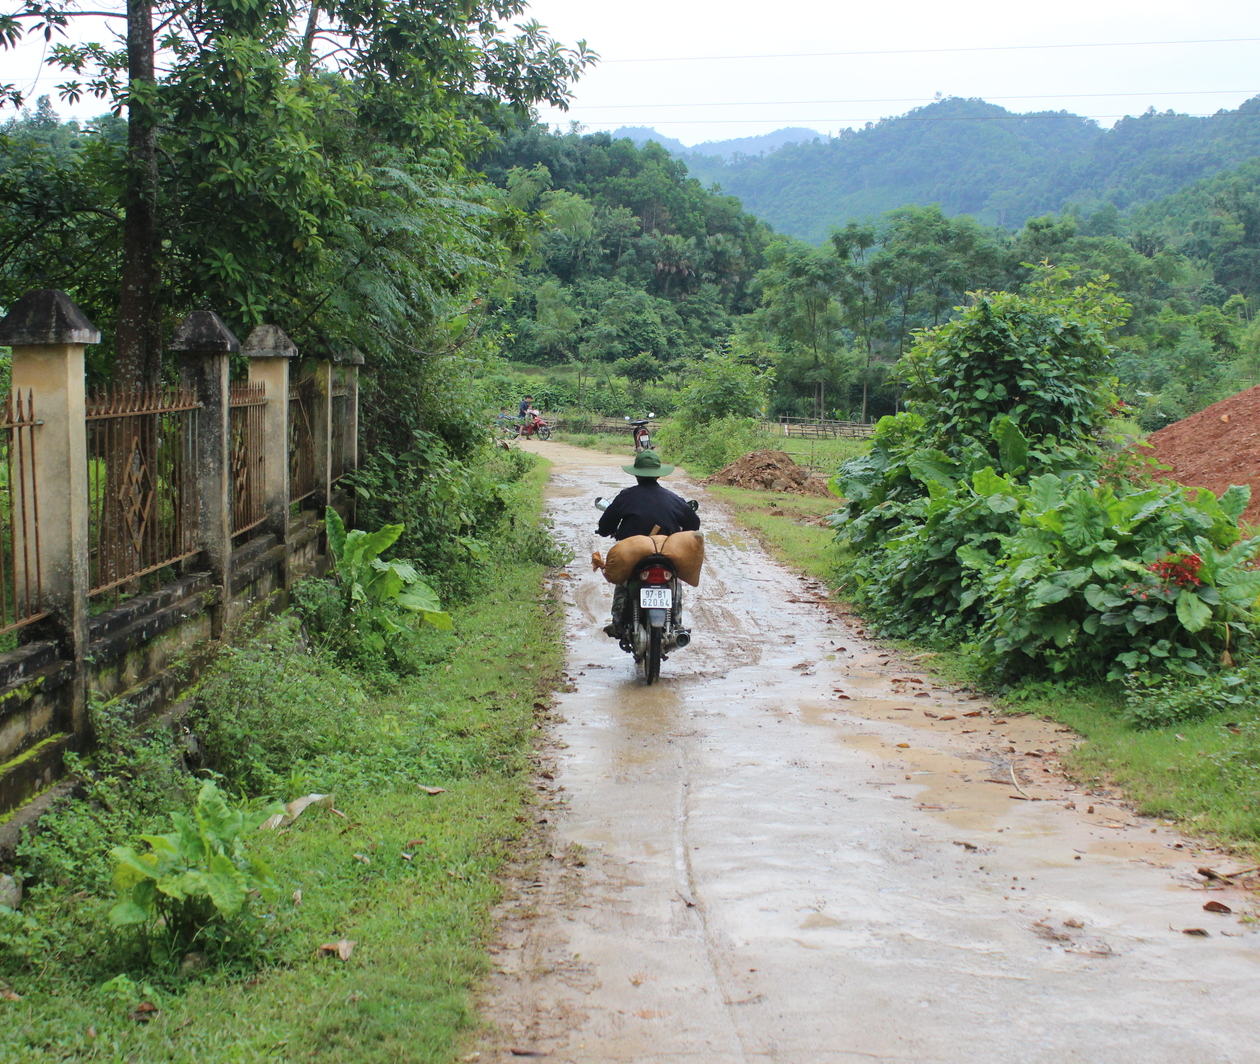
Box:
[116,0,162,387]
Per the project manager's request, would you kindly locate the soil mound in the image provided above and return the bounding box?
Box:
[1147,385,1260,526]
[708,450,832,497]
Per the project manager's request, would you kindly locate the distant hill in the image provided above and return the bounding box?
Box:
[660,96,1260,242]
[611,126,821,160]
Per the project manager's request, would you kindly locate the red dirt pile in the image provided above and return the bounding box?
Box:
[707,450,832,497]
[1147,385,1260,526]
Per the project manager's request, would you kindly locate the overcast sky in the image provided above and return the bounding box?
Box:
[5,0,1258,144]
[524,0,1260,144]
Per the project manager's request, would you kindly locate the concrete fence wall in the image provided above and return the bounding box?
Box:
[0,290,361,823]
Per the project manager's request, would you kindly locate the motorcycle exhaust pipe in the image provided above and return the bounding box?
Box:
[673,630,691,648]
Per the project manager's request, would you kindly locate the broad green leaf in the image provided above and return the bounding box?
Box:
[359,522,404,561]
[1175,589,1212,633]
[991,415,1028,475]
[1219,484,1251,521]
[325,507,347,564]
[1061,492,1105,550]
[1026,474,1064,514]
[108,900,151,926]
[1029,581,1070,607]
[206,854,247,916]
[1084,584,1126,611]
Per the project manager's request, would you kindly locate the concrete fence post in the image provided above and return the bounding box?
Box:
[344,349,363,477]
[242,325,297,583]
[0,290,98,738]
[171,310,237,638]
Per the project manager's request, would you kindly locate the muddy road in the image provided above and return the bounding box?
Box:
[478,441,1259,1064]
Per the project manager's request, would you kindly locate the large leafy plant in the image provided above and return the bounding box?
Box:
[109,781,279,958]
[975,479,1260,680]
[325,507,451,632]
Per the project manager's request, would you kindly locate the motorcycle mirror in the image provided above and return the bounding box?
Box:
[624,416,630,421]
[687,499,699,512]
[648,413,655,418]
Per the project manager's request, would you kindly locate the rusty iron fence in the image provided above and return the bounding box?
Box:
[330,370,350,482]
[230,380,267,537]
[86,388,201,598]
[289,376,316,504]
[0,391,46,635]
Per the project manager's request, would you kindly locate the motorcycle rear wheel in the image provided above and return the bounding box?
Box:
[644,627,662,684]
[537,425,551,440]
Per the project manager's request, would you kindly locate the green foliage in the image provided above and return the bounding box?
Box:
[673,350,770,424]
[188,620,375,795]
[833,278,1260,684]
[1124,666,1260,729]
[900,271,1126,454]
[16,701,193,895]
[108,781,280,962]
[325,507,451,630]
[653,415,776,476]
[978,478,1260,680]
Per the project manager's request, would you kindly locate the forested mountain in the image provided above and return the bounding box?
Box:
[471,114,1260,430]
[476,123,772,399]
[651,96,1260,242]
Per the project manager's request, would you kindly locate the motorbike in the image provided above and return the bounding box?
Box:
[595,498,697,684]
[517,411,552,440]
[625,414,655,453]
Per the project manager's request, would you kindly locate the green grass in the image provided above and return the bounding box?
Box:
[0,462,565,1063]
[712,483,1260,857]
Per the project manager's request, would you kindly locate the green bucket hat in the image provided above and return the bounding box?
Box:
[622,450,675,478]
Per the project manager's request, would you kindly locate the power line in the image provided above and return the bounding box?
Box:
[567,89,1260,112]
[601,36,1260,64]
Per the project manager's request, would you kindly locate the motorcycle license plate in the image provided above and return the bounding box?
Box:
[639,587,672,609]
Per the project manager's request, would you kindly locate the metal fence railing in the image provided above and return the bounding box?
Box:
[0,391,47,635]
[288,377,317,505]
[330,370,350,482]
[230,380,267,537]
[86,388,201,598]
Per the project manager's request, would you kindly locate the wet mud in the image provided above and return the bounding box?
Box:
[476,441,1259,1064]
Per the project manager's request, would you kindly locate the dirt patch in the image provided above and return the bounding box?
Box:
[1147,386,1260,525]
[707,449,831,496]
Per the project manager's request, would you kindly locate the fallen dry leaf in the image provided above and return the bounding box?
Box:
[131,1002,159,1023]
[422,787,446,796]
[1064,918,1085,929]
[1,988,21,1002]
[318,939,356,961]
[352,853,371,865]
[260,793,337,831]
[1179,927,1210,937]
[1203,900,1233,914]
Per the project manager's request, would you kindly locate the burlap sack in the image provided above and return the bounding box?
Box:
[662,531,704,587]
[601,532,705,587]
[602,535,666,584]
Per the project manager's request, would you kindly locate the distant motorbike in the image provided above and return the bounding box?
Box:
[517,411,552,440]
[626,414,655,453]
[594,497,698,684]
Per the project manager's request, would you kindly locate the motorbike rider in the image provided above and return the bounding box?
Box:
[596,450,700,636]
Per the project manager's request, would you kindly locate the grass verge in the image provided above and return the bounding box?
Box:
[711,482,1260,856]
[0,462,564,1063]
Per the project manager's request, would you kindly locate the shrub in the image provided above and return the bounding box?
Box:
[188,620,373,795]
[654,415,776,476]
[108,780,280,964]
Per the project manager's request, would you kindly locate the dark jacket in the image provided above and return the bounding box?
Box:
[597,482,700,540]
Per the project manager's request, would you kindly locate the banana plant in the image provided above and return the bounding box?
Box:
[325,507,451,631]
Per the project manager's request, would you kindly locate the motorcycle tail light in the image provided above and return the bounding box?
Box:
[640,565,671,585]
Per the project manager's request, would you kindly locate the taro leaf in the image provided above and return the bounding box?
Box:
[1218,484,1251,522]
[1061,493,1105,551]
[1029,581,1071,607]
[1175,589,1212,633]
[1027,474,1065,514]
[992,415,1028,475]
[325,506,347,564]
[1084,584,1126,611]
[108,899,151,927]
